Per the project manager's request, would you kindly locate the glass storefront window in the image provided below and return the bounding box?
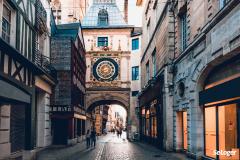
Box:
[151,116,157,138]
[146,110,150,136]
[205,107,217,158]
[204,103,238,159]
[218,104,237,160]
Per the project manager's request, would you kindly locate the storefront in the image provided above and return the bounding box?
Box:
[199,57,240,159]
[139,76,164,148]
[50,105,86,145]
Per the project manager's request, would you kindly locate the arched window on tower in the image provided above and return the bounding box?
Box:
[98,9,108,26]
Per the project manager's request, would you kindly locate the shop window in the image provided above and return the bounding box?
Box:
[150,103,157,138]
[218,104,237,159]
[132,38,139,50]
[98,37,108,47]
[146,110,150,136]
[2,4,11,43]
[205,107,217,158]
[141,107,146,135]
[132,66,139,80]
[204,104,238,159]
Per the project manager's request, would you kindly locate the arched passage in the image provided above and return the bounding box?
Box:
[85,89,130,136]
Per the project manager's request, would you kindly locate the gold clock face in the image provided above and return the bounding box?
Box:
[96,61,115,80]
[93,58,119,81]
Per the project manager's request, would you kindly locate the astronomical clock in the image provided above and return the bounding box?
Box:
[91,57,120,82]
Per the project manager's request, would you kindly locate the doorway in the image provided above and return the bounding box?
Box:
[204,102,239,159]
[183,111,188,150]
[52,119,68,145]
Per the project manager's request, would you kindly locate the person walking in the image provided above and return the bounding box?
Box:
[119,128,122,138]
[117,128,120,138]
[86,130,91,149]
[91,128,97,148]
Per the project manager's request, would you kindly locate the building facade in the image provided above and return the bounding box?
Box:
[0,0,56,159]
[138,0,175,150]
[172,0,240,159]
[50,0,89,24]
[139,0,240,159]
[50,22,87,145]
[35,0,57,150]
[82,0,142,139]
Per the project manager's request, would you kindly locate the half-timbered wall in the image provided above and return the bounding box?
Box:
[0,51,33,87]
[14,0,36,61]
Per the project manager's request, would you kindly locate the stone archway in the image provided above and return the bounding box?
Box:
[86,89,130,112]
[85,88,130,137]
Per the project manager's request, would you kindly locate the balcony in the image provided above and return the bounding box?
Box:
[35,50,56,78]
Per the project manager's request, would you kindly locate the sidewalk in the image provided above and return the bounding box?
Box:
[36,141,87,160]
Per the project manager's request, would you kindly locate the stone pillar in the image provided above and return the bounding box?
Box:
[36,92,52,148]
[0,105,11,159]
[163,67,173,151]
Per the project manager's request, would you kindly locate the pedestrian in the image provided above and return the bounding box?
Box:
[91,128,97,148]
[117,128,120,138]
[86,129,91,149]
[119,128,122,138]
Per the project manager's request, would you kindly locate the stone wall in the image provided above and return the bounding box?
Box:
[0,105,11,159]
[51,37,72,71]
[173,1,240,158]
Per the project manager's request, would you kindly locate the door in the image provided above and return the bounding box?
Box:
[205,106,217,158]
[10,104,26,153]
[183,111,188,150]
[52,119,68,145]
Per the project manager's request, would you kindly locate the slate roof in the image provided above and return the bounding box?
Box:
[82,2,127,27]
[53,23,80,38]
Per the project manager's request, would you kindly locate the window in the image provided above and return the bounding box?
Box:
[2,4,11,43]
[219,0,230,9]
[132,91,139,97]
[132,66,139,80]
[132,38,139,50]
[152,49,156,76]
[98,9,108,26]
[180,12,187,51]
[146,62,150,82]
[204,104,238,159]
[97,37,108,47]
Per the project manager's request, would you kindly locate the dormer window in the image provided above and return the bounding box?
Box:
[98,9,108,26]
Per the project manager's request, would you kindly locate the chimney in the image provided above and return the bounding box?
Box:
[124,0,128,23]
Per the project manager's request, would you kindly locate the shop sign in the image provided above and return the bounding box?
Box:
[50,105,72,112]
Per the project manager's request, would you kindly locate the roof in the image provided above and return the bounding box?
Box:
[82,2,128,27]
[53,23,80,38]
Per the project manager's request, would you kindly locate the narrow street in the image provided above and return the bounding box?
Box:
[38,132,189,160]
[1,0,239,159]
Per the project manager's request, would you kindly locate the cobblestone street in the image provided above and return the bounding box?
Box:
[37,132,190,160]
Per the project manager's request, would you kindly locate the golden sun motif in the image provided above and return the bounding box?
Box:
[96,61,115,80]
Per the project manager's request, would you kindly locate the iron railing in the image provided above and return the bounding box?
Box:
[35,50,56,77]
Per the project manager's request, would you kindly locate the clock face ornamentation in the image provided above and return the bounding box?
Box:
[93,58,119,81]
